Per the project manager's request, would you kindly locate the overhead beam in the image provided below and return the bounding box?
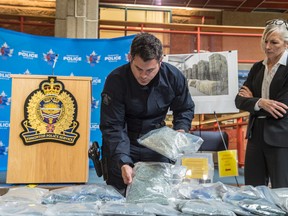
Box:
[0,0,55,17]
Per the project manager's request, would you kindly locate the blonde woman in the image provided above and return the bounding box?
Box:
[235,19,288,188]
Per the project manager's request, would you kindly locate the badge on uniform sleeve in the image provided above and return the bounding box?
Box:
[102,93,112,106]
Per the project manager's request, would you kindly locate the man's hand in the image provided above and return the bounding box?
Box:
[258,99,288,119]
[238,86,253,98]
[121,164,133,185]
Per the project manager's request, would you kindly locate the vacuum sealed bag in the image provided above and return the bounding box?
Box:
[137,126,203,161]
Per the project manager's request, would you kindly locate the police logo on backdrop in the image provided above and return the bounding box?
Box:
[0,71,11,80]
[43,49,58,66]
[0,140,8,156]
[104,54,121,63]
[0,42,13,58]
[0,91,11,106]
[20,77,80,145]
[90,123,99,131]
[63,54,82,63]
[92,77,101,85]
[18,50,38,60]
[0,121,10,129]
[86,51,101,66]
[91,96,99,109]
[23,69,31,75]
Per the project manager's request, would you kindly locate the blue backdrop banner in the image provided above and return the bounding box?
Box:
[0,28,134,171]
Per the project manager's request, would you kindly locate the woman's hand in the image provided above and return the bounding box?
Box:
[238,86,288,119]
[258,99,288,119]
[238,86,253,98]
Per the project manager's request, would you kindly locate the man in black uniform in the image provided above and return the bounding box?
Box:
[100,32,194,194]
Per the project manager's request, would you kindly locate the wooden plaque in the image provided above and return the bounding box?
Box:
[7,75,91,184]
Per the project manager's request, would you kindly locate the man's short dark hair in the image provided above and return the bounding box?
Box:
[130,32,163,62]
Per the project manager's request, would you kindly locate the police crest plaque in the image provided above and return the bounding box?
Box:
[20,76,79,145]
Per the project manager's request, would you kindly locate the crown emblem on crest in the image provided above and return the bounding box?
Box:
[41,78,62,95]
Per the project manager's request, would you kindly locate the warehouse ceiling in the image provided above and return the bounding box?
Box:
[99,0,288,13]
[0,0,288,18]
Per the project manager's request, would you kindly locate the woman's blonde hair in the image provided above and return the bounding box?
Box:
[261,19,288,51]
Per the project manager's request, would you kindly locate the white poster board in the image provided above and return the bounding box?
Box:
[163,50,239,114]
